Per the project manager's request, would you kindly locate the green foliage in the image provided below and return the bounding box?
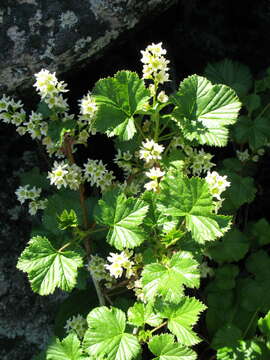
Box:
[232,115,270,150]
[159,174,231,243]
[171,74,241,146]
[204,59,253,97]
[155,297,206,346]
[127,302,162,327]
[47,118,76,144]
[142,252,200,303]
[217,340,270,360]
[95,189,149,250]
[148,334,197,360]
[43,190,96,235]
[208,228,249,263]
[46,334,83,360]
[221,172,256,212]
[5,44,270,360]
[58,209,78,230]
[17,236,84,295]
[20,167,50,190]
[83,306,141,360]
[93,71,150,140]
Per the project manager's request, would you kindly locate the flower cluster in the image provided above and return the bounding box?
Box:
[0,95,26,128]
[15,185,47,215]
[236,148,264,163]
[114,150,133,177]
[189,148,215,176]
[83,159,115,192]
[48,161,83,190]
[87,255,114,289]
[105,251,135,279]
[79,93,98,120]
[141,42,170,85]
[64,314,88,339]
[117,180,142,196]
[33,69,69,111]
[144,166,165,192]
[205,171,230,200]
[139,139,164,164]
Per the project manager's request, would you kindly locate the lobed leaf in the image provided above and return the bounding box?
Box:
[95,189,148,250]
[93,71,150,140]
[171,75,241,146]
[83,306,140,360]
[148,334,197,360]
[17,236,84,295]
[46,334,83,360]
[158,174,231,243]
[142,252,200,303]
[155,297,207,346]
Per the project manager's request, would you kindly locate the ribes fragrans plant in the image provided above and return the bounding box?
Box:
[0,43,243,359]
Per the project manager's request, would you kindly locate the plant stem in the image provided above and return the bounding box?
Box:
[90,270,106,306]
[258,102,270,118]
[58,242,72,252]
[150,321,167,334]
[64,136,90,252]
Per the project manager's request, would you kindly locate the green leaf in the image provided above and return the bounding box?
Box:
[47,119,76,144]
[213,265,239,290]
[204,59,253,97]
[217,340,266,360]
[20,167,50,190]
[142,252,200,303]
[148,334,197,360]
[37,101,51,118]
[43,190,97,235]
[244,94,261,113]
[83,306,140,360]
[95,189,148,250]
[127,302,162,327]
[211,324,242,350]
[245,250,270,282]
[158,174,231,243]
[208,228,249,263]
[238,278,264,312]
[93,71,150,140]
[155,297,207,346]
[46,334,83,360]
[232,115,270,150]
[171,75,241,146]
[221,172,256,212]
[17,236,84,295]
[58,209,78,230]
[258,311,270,341]
[248,218,270,246]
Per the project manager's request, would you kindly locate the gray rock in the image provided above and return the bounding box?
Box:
[0,0,177,95]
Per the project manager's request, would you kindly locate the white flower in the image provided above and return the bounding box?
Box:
[34,69,58,97]
[105,262,123,278]
[144,180,159,192]
[79,93,97,118]
[83,158,115,192]
[64,314,87,339]
[47,161,69,189]
[205,171,230,200]
[105,251,134,279]
[139,139,164,163]
[15,185,31,204]
[157,91,168,103]
[0,95,11,112]
[145,167,165,180]
[28,199,48,215]
[236,149,250,162]
[141,42,170,84]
